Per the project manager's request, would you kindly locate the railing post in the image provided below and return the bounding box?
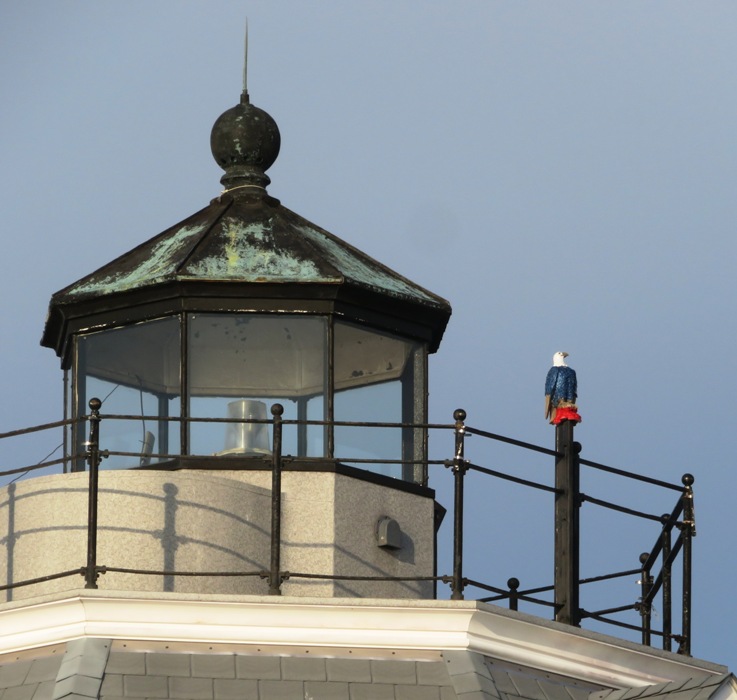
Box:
[639,551,652,646]
[661,513,672,652]
[268,404,284,595]
[507,577,520,611]
[679,473,695,655]
[85,398,103,589]
[554,420,580,625]
[450,409,468,601]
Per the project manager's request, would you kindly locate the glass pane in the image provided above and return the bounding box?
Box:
[306,395,326,457]
[76,317,181,470]
[188,314,327,458]
[335,381,402,477]
[334,322,424,481]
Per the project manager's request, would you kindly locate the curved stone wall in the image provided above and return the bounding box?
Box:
[0,470,271,601]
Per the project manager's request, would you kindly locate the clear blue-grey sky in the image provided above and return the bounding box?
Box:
[2,1,736,667]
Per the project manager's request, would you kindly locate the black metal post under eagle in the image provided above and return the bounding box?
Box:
[544,351,581,425]
[547,351,582,627]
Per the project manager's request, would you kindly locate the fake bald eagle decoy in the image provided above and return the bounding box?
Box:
[544,351,582,425]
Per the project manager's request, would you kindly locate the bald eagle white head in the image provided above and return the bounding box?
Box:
[545,352,580,424]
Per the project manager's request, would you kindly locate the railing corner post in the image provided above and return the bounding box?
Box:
[638,551,653,646]
[661,513,673,652]
[268,403,284,596]
[679,473,695,656]
[450,408,468,601]
[85,397,103,590]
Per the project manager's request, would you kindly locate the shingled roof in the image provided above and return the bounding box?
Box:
[0,592,729,700]
[2,640,733,700]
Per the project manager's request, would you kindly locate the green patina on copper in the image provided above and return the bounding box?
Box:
[53,196,447,312]
[297,222,441,306]
[182,216,327,283]
[65,223,209,297]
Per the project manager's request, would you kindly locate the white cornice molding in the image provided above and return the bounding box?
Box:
[0,591,725,689]
[712,676,737,700]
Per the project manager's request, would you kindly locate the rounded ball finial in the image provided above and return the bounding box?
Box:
[271,403,284,417]
[453,408,466,422]
[639,552,649,565]
[507,577,520,590]
[88,397,102,411]
[682,473,694,486]
[210,95,281,191]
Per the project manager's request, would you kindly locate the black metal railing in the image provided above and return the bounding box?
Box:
[0,400,695,655]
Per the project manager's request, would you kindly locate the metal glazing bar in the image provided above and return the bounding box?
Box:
[327,319,334,458]
[63,369,69,473]
[180,312,188,457]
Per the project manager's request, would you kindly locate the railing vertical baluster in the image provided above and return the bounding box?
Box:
[450,409,468,601]
[661,514,672,652]
[680,473,695,655]
[6,483,16,600]
[507,577,520,611]
[268,404,284,595]
[639,552,652,646]
[85,398,103,589]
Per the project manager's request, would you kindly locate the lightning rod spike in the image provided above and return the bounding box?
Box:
[242,19,249,102]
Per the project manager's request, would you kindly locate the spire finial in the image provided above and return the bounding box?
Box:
[211,23,280,192]
[241,19,249,103]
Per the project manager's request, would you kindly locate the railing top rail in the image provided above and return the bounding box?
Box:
[0,410,684,497]
[465,425,559,457]
[465,461,560,494]
[95,412,455,431]
[0,456,70,480]
[0,416,79,441]
[579,457,683,491]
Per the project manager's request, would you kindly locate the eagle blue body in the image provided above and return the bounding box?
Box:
[545,365,577,406]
